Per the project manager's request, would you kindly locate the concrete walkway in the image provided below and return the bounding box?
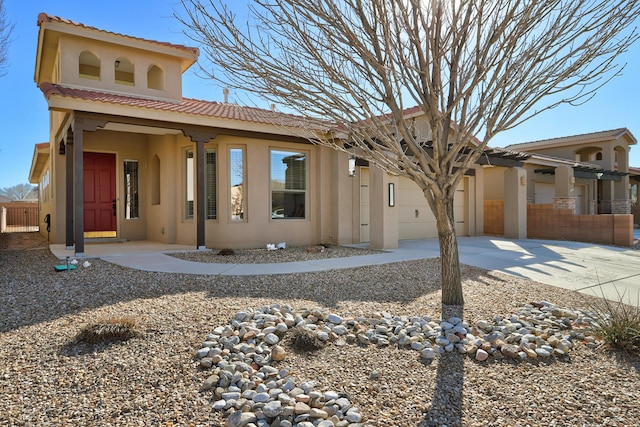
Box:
[51,235,640,304]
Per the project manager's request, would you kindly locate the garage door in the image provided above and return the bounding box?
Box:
[534,182,555,204]
[575,185,585,214]
[397,177,466,239]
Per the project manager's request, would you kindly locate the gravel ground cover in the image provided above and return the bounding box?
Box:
[170,245,383,264]
[1,232,639,426]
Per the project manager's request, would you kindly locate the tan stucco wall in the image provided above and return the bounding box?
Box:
[141,134,343,249]
[483,166,506,199]
[57,36,183,101]
[369,166,399,249]
[44,125,353,249]
[49,111,70,244]
[504,167,527,239]
[84,130,150,241]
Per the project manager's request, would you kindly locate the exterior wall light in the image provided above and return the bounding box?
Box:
[348,156,356,177]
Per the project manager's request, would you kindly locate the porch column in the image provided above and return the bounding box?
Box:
[471,165,484,236]
[65,128,74,249]
[369,165,398,249]
[504,167,527,239]
[71,115,108,257]
[554,165,576,212]
[73,124,85,256]
[181,128,218,250]
[601,147,615,213]
[330,150,355,245]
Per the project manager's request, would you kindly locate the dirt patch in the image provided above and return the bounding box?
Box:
[0,232,49,251]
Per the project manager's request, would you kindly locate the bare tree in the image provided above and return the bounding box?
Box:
[177,0,640,307]
[0,184,37,200]
[0,0,14,76]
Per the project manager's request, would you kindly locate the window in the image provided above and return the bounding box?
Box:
[40,169,50,203]
[185,150,194,219]
[147,65,164,90]
[230,148,245,221]
[206,149,217,220]
[185,149,217,220]
[124,160,139,219]
[115,57,134,86]
[271,149,306,219]
[79,51,100,80]
[151,155,160,205]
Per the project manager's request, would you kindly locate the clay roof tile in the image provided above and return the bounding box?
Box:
[37,12,199,56]
[39,82,329,131]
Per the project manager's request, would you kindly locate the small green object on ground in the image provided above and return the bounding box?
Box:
[54,264,77,271]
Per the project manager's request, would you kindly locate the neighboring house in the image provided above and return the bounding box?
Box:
[27,13,635,254]
[484,129,636,245]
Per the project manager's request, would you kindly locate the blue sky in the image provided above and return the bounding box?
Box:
[0,1,638,189]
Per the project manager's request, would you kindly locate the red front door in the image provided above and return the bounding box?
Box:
[84,152,116,234]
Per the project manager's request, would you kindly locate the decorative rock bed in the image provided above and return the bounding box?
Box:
[196,302,601,426]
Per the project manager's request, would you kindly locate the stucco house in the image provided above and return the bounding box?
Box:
[29,13,506,256]
[28,13,635,255]
[483,129,636,245]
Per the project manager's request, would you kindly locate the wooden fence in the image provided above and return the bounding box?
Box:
[0,205,40,233]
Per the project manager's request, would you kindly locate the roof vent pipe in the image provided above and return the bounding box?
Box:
[271,104,276,112]
[223,88,229,103]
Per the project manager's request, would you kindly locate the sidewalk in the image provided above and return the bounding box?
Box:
[52,236,640,304]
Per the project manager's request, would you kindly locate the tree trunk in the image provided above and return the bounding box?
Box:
[435,194,464,306]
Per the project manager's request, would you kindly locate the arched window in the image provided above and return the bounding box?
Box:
[79,51,100,80]
[147,65,164,90]
[595,152,603,161]
[114,57,134,86]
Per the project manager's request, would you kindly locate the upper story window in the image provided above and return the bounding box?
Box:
[79,51,100,80]
[147,65,164,90]
[115,57,134,86]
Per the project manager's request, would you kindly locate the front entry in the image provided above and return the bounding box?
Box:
[83,152,116,237]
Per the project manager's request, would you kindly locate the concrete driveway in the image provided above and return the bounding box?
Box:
[449,236,640,304]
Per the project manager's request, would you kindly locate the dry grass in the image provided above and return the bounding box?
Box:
[589,290,640,355]
[284,327,326,353]
[75,317,139,344]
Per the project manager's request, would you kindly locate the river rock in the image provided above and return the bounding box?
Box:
[475,349,489,361]
[271,345,286,361]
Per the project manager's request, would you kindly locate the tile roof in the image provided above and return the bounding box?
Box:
[505,128,635,151]
[37,13,199,56]
[39,82,329,131]
[527,152,602,169]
